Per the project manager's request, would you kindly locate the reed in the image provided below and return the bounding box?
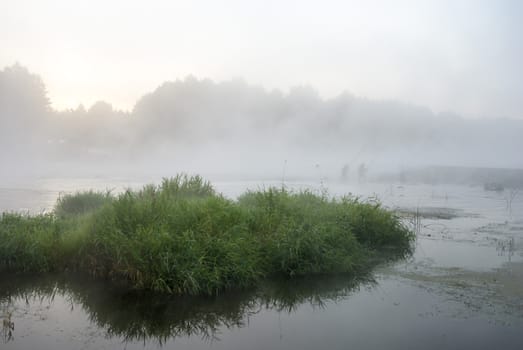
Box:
[0,175,414,295]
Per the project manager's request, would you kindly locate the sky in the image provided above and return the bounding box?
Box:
[2,0,522,118]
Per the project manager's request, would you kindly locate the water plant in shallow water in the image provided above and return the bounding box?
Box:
[0,175,414,295]
[54,190,112,219]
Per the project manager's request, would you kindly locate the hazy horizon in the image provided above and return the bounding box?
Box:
[2,0,522,119]
[2,63,522,183]
[2,0,523,183]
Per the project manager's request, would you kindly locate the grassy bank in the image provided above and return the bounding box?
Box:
[0,175,413,295]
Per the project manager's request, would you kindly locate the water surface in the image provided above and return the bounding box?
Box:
[1,177,522,349]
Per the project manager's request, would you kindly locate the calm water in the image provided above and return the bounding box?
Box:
[1,177,522,349]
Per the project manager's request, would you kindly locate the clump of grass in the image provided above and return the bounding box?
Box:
[238,189,365,277]
[336,196,414,249]
[157,174,215,198]
[54,190,111,218]
[82,191,261,295]
[0,213,62,272]
[0,174,414,295]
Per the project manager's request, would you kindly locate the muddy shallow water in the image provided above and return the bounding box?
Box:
[1,177,522,349]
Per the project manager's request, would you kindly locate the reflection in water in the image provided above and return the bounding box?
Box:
[2,182,522,349]
[0,272,375,346]
[1,309,14,343]
[496,237,515,262]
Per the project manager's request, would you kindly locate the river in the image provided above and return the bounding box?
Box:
[1,176,522,349]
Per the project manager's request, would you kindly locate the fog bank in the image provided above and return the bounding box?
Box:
[1,64,522,182]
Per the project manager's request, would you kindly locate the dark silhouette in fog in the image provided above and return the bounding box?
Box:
[1,64,522,179]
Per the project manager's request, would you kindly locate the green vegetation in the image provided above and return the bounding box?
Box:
[54,190,112,218]
[0,175,413,295]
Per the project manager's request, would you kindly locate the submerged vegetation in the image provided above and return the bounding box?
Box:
[0,175,413,295]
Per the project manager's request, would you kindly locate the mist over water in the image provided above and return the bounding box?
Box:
[2,2,523,349]
[1,64,522,183]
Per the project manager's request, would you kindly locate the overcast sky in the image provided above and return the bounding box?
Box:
[2,0,522,118]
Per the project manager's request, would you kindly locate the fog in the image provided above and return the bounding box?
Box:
[3,0,523,119]
[3,4,523,348]
[2,0,523,184]
[1,64,522,183]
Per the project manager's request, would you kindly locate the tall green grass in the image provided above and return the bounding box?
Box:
[54,190,111,218]
[0,213,61,272]
[0,175,414,295]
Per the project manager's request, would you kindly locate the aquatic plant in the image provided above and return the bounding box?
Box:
[54,190,111,218]
[0,175,414,295]
[0,213,62,272]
